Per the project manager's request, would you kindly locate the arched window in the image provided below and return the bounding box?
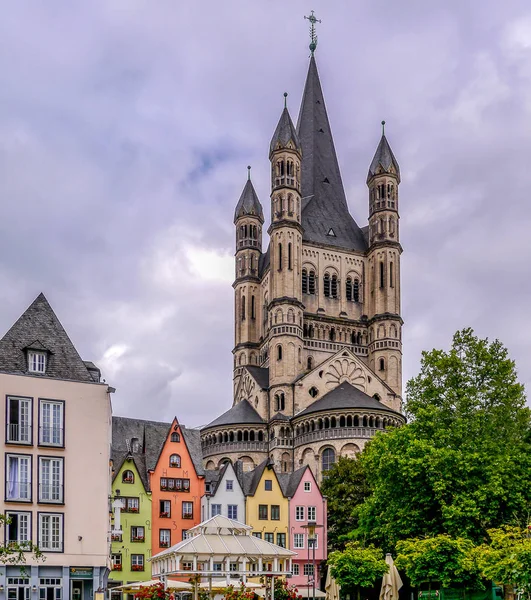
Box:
[288,243,292,270]
[322,448,336,473]
[307,357,313,370]
[323,273,331,297]
[329,328,336,342]
[379,262,385,288]
[353,278,360,302]
[379,358,385,371]
[346,278,353,301]
[390,262,394,288]
[279,393,285,411]
[308,325,314,338]
[241,295,246,321]
[122,470,134,484]
[169,454,181,468]
[331,275,338,298]
[277,345,283,361]
[251,295,256,319]
[302,269,308,294]
[171,432,180,442]
[278,243,283,270]
[308,271,316,295]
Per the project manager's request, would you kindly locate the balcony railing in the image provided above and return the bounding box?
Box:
[39,427,64,446]
[6,424,32,444]
[294,427,379,447]
[39,484,64,503]
[269,438,293,448]
[6,481,31,501]
[202,441,268,457]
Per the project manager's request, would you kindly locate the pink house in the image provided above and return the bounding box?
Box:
[286,466,327,594]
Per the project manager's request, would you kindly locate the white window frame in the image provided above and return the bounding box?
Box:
[292,564,300,576]
[28,352,46,374]
[39,578,62,600]
[6,397,32,444]
[111,553,122,567]
[307,506,316,521]
[38,513,63,552]
[303,564,315,577]
[211,504,222,517]
[38,457,64,503]
[182,501,193,518]
[131,554,144,568]
[7,578,30,600]
[226,480,234,491]
[295,506,305,521]
[159,529,171,545]
[293,533,305,549]
[304,481,311,492]
[5,511,31,546]
[39,400,64,447]
[6,454,32,501]
[227,504,238,520]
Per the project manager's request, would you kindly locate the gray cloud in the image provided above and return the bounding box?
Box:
[0,1,529,425]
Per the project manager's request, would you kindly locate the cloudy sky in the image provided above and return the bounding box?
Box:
[1,1,530,426]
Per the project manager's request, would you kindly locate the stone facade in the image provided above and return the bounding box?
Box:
[202,53,405,482]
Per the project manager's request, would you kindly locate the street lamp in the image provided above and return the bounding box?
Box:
[302,521,323,600]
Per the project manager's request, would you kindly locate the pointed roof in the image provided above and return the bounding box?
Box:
[233,178,264,223]
[270,106,301,156]
[277,466,308,498]
[203,399,265,429]
[297,56,367,252]
[367,133,400,183]
[0,293,96,382]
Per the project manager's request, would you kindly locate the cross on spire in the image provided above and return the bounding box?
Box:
[304,10,321,54]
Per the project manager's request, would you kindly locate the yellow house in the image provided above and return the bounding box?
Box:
[244,460,289,559]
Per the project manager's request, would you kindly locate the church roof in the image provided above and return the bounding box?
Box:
[246,366,270,390]
[295,383,402,418]
[234,178,264,223]
[297,56,367,252]
[203,399,265,429]
[0,293,97,382]
[367,132,400,183]
[270,105,301,156]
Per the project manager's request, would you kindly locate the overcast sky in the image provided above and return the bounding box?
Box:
[1,1,530,426]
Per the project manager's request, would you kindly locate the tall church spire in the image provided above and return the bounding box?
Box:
[297,56,367,251]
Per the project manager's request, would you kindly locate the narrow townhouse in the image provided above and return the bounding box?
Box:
[201,461,245,522]
[0,293,113,600]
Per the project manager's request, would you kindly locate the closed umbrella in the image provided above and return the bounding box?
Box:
[379,554,403,600]
[325,567,341,600]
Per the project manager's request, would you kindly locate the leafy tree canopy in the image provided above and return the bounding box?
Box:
[0,514,42,566]
[358,329,531,549]
[328,542,388,590]
[320,456,369,551]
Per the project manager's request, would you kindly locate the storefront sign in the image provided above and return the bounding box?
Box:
[70,568,93,579]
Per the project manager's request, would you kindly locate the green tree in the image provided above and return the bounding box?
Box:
[328,542,388,600]
[358,329,531,549]
[320,456,369,551]
[0,514,42,566]
[475,527,531,597]
[395,535,483,589]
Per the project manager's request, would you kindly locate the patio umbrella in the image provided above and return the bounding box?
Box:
[379,554,403,600]
[325,567,341,600]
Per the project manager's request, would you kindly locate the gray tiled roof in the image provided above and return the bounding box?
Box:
[234,179,264,223]
[297,57,367,252]
[295,383,402,418]
[182,426,205,476]
[203,399,265,429]
[258,245,270,276]
[270,106,301,156]
[242,458,271,496]
[278,466,307,498]
[245,366,270,390]
[367,134,400,183]
[0,293,96,383]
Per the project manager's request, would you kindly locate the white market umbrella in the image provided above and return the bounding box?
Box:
[325,567,341,600]
[379,554,403,600]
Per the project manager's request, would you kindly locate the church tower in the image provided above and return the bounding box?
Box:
[366,122,403,396]
[267,95,304,417]
[233,170,264,392]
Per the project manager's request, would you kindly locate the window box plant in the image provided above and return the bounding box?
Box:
[160,541,170,548]
[112,564,122,571]
[128,507,139,513]
[183,514,193,520]
[132,536,145,542]
[159,512,169,518]
[111,534,122,542]
[131,565,144,572]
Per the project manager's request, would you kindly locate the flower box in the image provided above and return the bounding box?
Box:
[112,565,122,571]
[131,565,144,572]
[123,477,134,483]
[128,507,139,513]
[159,512,169,518]
[183,514,193,520]
[132,537,145,542]
[111,534,122,542]
[160,541,170,548]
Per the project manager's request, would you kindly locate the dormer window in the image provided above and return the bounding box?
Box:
[28,351,46,374]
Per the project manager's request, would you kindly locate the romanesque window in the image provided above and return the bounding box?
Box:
[251,295,256,319]
[331,275,338,298]
[329,328,336,342]
[309,387,318,398]
[241,295,246,320]
[278,243,283,270]
[379,262,385,288]
[288,243,292,270]
[308,325,314,338]
[302,269,308,294]
[353,278,360,302]
[346,278,353,301]
[390,262,394,288]
[308,271,316,294]
[322,448,336,472]
[275,393,285,412]
[277,345,283,361]
[323,273,331,297]
[379,358,385,371]
[307,357,313,370]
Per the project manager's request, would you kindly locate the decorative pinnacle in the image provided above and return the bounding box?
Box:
[247,165,251,180]
[304,10,321,54]
[284,92,288,108]
[381,120,386,136]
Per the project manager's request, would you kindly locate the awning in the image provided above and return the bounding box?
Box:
[112,581,192,592]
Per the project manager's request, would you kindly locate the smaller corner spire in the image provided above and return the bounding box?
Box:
[304,10,321,55]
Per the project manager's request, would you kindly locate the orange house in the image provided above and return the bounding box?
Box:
[150,418,205,558]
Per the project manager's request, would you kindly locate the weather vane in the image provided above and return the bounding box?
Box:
[304,10,321,55]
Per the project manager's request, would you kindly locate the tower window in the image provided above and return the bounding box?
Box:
[278,243,283,271]
[277,345,283,361]
[275,393,286,412]
[390,263,394,288]
[379,358,385,371]
[242,294,246,320]
[307,357,313,370]
[331,275,338,298]
[322,448,336,472]
[302,269,308,294]
[323,273,331,297]
[308,270,316,295]
[309,387,318,398]
[251,295,256,319]
[288,243,292,270]
[353,278,360,302]
[379,262,385,288]
[329,328,336,342]
[346,277,353,301]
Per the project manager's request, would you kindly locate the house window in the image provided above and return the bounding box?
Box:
[6,397,32,444]
[182,562,193,571]
[264,480,273,491]
[7,578,30,600]
[6,454,31,501]
[211,504,222,517]
[38,457,63,503]
[160,478,190,492]
[131,554,144,571]
[308,506,316,521]
[5,512,31,547]
[182,530,188,540]
[293,533,305,549]
[111,554,122,571]
[271,505,280,520]
[252,532,262,539]
[171,432,180,442]
[322,448,336,473]
[258,505,268,520]
[213,563,223,572]
[292,564,300,576]
[159,529,171,548]
[122,470,134,484]
[131,526,145,542]
[295,506,305,521]
[304,482,311,492]
[28,352,46,374]
[277,533,286,548]
[228,505,238,520]
[226,480,233,491]
[303,564,315,577]
[38,513,63,552]
[264,533,274,543]
[159,500,171,518]
[125,497,139,512]
[39,400,63,447]
[169,454,181,468]
[182,501,193,519]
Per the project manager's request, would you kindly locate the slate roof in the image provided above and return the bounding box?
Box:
[182,426,205,477]
[258,245,270,276]
[203,400,265,429]
[234,179,264,223]
[295,383,402,418]
[270,106,301,156]
[270,412,290,422]
[297,56,367,252]
[277,466,307,498]
[245,366,270,390]
[0,293,97,383]
[367,134,401,183]
[242,458,271,496]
